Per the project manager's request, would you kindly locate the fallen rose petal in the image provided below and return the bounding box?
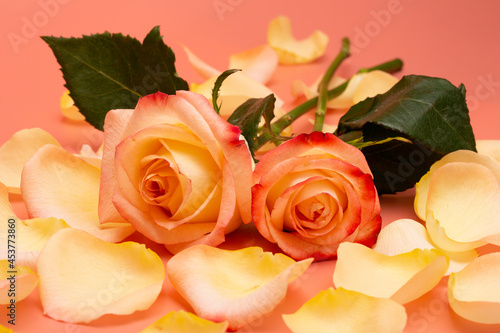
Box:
[0,128,60,193]
[0,324,13,332]
[167,244,313,331]
[140,310,228,333]
[75,143,103,168]
[333,242,449,304]
[448,252,500,324]
[0,261,39,304]
[352,70,399,104]
[21,145,134,243]
[283,287,407,333]
[291,75,347,109]
[37,228,164,323]
[183,45,221,80]
[373,219,477,275]
[476,139,500,164]
[228,45,279,84]
[267,16,328,64]
[425,162,500,252]
[60,90,85,121]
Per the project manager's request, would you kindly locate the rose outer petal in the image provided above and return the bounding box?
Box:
[140,310,228,333]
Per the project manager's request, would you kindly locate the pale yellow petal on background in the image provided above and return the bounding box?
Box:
[283,287,406,333]
[60,90,85,121]
[229,45,279,84]
[167,244,313,331]
[267,16,328,64]
[0,128,60,193]
[334,242,449,304]
[0,261,39,304]
[448,252,500,324]
[37,228,165,323]
[183,45,221,80]
[291,75,346,107]
[352,70,399,104]
[140,310,228,333]
[373,219,477,275]
[476,139,500,164]
[425,162,500,252]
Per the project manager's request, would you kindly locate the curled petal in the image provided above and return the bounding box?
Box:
[352,70,399,104]
[21,145,134,243]
[476,139,500,164]
[60,90,85,121]
[183,46,220,80]
[448,252,500,324]
[0,128,60,193]
[333,242,449,304]
[425,162,500,252]
[229,45,279,84]
[267,16,328,64]
[167,244,313,331]
[37,228,165,323]
[140,310,228,333]
[283,287,407,333]
[373,219,477,275]
[0,261,39,303]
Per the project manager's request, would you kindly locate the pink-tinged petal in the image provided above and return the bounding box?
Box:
[140,310,228,333]
[352,70,399,104]
[0,261,39,303]
[21,145,134,243]
[99,109,134,224]
[283,287,407,333]
[37,228,165,324]
[425,162,500,252]
[183,45,221,79]
[267,16,328,64]
[334,242,449,304]
[448,252,500,324]
[229,45,279,84]
[476,139,500,164]
[373,219,477,275]
[60,90,85,121]
[167,245,313,331]
[0,128,60,193]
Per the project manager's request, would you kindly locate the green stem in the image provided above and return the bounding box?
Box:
[254,58,404,150]
[313,38,350,132]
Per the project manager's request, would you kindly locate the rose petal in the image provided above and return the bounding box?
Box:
[448,252,500,324]
[352,70,399,104]
[60,90,85,121]
[140,310,228,333]
[333,242,449,304]
[21,145,134,243]
[167,244,313,331]
[291,76,346,103]
[0,324,13,332]
[228,45,279,84]
[283,287,407,333]
[183,45,221,80]
[0,261,39,304]
[476,139,500,164]
[37,228,165,323]
[190,71,284,119]
[0,128,60,193]
[75,144,103,168]
[373,219,478,275]
[267,16,328,64]
[425,162,500,252]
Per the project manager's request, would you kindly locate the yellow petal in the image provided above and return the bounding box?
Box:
[373,219,477,275]
[20,145,134,242]
[291,75,347,107]
[183,45,220,79]
[37,228,165,323]
[0,261,39,304]
[0,128,60,193]
[283,287,406,333]
[0,324,13,333]
[448,252,500,324]
[476,139,500,164]
[140,310,228,333]
[352,70,399,104]
[167,244,313,331]
[425,162,500,252]
[60,90,85,121]
[267,16,328,64]
[333,242,449,304]
[326,73,365,109]
[75,143,103,168]
[190,71,283,119]
[229,45,279,84]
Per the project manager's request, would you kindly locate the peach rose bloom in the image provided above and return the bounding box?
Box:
[98,91,253,252]
[252,132,381,261]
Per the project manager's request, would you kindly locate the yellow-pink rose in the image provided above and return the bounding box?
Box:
[252,132,381,261]
[98,91,253,252]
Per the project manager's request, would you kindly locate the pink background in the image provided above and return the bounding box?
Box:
[1,0,500,332]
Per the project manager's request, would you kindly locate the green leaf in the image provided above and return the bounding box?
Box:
[42,26,188,130]
[211,69,241,114]
[227,94,276,155]
[335,75,476,194]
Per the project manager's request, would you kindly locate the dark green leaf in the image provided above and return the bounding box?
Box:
[335,75,476,194]
[227,94,276,155]
[212,69,241,114]
[42,26,188,130]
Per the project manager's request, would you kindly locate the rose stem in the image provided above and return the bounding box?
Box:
[313,37,351,132]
